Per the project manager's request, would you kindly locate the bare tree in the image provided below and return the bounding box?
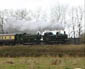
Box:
[0,9,14,34]
[15,9,28,20]
[50,5,67,25]
[71,8,76,38]
[75,7,84,37]
[69,7,84,38]
[0,11,4,34]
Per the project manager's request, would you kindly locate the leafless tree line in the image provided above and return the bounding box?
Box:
[0,6,84,38]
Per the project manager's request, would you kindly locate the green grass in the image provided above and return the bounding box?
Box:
[0,56,85,69]
[0,44,85,69]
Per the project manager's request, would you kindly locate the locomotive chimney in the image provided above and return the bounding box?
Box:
[64,31,66,34]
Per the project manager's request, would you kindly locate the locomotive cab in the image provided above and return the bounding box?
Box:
[56,31,68,43]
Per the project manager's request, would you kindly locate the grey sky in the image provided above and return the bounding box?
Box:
[0,0,84,10]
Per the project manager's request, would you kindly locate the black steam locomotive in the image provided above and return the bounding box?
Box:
[0,31,68,45]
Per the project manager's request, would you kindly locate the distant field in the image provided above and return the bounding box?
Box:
[0,44,85,57]
[0,56,85,69]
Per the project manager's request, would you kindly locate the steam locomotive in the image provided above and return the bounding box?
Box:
[0,31,68,45]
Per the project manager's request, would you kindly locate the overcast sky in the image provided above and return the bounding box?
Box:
[0,0,84,10]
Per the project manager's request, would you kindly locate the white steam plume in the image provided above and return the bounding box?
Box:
[4,17,64,34]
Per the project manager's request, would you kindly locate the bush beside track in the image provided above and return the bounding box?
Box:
[0,44,85,57]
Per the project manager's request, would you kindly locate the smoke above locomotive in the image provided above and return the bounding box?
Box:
[4,17,64,34]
